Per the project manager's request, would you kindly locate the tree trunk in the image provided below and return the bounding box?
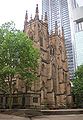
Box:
[9,76,12,109]
[25,84,27,94]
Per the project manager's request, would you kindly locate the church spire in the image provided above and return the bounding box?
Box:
[30,14,32,20]
[24,10,28,32]
[35,4,39,20]
[55,21,58,35]
[44,12,48,23]
[36,4,38,13]
[62,26,64,36]
[61,26,65,40]
[25,10,28,22]
[41,15,43,21]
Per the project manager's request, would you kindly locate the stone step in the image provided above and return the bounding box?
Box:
[41,109,83,115]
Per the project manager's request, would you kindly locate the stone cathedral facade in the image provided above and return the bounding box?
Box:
[23,4,72,108]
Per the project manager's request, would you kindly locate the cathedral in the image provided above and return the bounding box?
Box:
[23,4,72,108]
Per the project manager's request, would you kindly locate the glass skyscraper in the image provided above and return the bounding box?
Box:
[73,4,83,67]
[75,31,83,66]
[42,0,77,80]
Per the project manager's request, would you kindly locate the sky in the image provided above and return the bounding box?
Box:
[77,0,83,6]
[0,0,83,30]
[0,0,42,30]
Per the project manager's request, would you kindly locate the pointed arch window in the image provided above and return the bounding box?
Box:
[40,37,43,46]
[28,30,34,40]
[52,64,56,78]
[50,46,55,56]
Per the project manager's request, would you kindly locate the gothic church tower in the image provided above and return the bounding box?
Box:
[24,4,72,108]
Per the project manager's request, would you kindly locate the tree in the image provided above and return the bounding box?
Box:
[0,21,39,108]
[72,64,83,108]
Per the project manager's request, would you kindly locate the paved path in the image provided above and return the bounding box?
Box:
[0,114,29,120]
[33,114,83,120]
[0,113,83,120]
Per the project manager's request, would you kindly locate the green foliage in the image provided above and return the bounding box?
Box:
[72,65,83,108]
[72,65,83,95]
[0,21,39,108]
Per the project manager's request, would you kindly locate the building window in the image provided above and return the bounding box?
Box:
[50,47,52,55]
[52,64,56,78]
[13,97,18,103]
[6,97,8,104]
[33,97,38,103]
[30,35,33,40]
[50,47,55,56]
[0,97,3,103]
[29,31,33,40]
[53,48,55,55]
[40,37,43,46]
[41,64,45,71]
[65,73,67,81]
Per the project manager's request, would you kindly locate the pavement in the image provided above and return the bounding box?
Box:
[0,114,29,120]
[0,114,83,120]
[33,114,83,120]
[0,109,83,120]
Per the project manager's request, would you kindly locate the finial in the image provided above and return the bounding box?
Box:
[35,4,39,20]
[41,15,43,21]
[58,29,61,37]
[62,26,64,33]
[44,12,48,21]
[62,26,64,38]
[36,4,38,13]
[30,14,32,20]
[55,21,58,35]
[55,21,58,28]
[25,10,28,21]
[51,30,53,35]
[24,10,28,31]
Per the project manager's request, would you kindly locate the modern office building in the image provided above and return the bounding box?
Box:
[73,6,83,67]
[75,31,83,66]
[42,0,77,80]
